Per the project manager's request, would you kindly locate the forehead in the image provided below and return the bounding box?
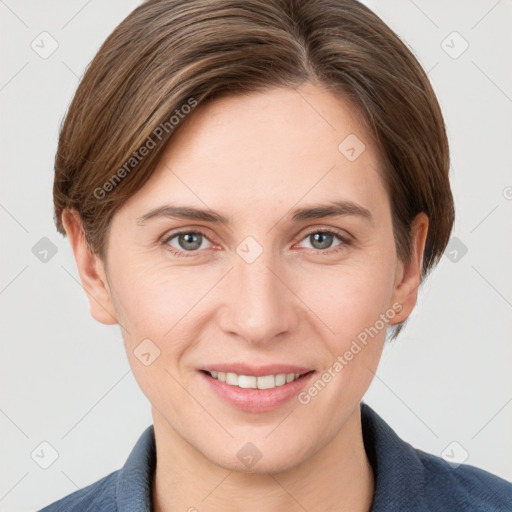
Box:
[118,83,388,221]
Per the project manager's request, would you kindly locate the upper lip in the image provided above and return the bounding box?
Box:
[201,363,314,377]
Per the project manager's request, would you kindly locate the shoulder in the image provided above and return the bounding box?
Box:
[360,402,512,511]
[36,470,119,512]
[35,425,155,512]
[416,449,512,511]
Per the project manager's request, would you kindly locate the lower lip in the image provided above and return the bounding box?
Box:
[199,371,316,412]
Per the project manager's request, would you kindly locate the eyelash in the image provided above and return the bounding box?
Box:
[161,228,352,258]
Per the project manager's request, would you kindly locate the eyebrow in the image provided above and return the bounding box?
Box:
[136,200,373,226]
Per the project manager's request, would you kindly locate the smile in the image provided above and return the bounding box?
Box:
[206,371,304,389]
[199,366,316,412]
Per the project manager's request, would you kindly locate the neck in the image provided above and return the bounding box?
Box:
[152,404,374,512]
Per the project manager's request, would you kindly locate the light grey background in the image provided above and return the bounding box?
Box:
[1,1,511,510]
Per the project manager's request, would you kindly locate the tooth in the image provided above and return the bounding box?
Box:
[275,373,286,386]
[226,372,238,385]
[238,375,258,389]
[211,371,305,388]
[257,375,276,389]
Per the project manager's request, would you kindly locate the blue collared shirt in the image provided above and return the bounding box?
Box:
[37,402,512,511]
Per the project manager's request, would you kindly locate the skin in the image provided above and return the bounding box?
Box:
[63,81,428,512]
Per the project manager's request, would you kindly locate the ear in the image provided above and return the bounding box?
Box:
[388,212,429,325]
[61,208,118,325]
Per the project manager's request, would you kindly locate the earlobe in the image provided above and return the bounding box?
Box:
[61,208,118,325]
[388,213,429,326]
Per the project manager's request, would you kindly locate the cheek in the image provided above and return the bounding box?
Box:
[109,261,203,406]
[108,253,204,337]
[107,255,220,393]
[293,247,397,400]
[294,269,392,416]
[297,257,396,341]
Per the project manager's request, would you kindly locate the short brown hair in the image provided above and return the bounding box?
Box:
[54,0,454,334]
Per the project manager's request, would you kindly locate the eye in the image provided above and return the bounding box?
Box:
[297,229,351,253]
[163,230,212,256]
[161,227,351,258]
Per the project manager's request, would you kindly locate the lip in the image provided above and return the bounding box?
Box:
[199,365,316,413]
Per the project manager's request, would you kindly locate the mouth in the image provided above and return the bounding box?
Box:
[198,364,316,412]
[201,369,313,389]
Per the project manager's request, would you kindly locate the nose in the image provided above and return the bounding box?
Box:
[217,248,299,346]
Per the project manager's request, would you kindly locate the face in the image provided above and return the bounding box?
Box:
[72,82,426,473]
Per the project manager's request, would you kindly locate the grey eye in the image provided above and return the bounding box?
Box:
[168,232,210,252]
[298,231,343,251]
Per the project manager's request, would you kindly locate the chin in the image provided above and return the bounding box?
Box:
[203,439,311,475]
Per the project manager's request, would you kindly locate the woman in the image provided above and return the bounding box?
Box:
[40,0,511,510]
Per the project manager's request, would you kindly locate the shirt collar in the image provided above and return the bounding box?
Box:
[361,401,427,511]
[116,424,156,511]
